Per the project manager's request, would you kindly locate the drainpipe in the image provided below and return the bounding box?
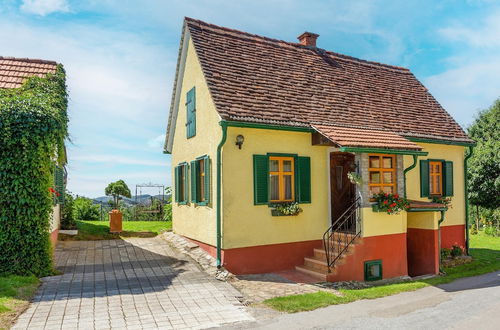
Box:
[216,121,228,268]
[464,146,474,255]
[438,210,446,274]
[403,155,418,198]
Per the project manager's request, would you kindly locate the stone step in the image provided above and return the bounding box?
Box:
[303,257,329,273]
[295,265,327,281]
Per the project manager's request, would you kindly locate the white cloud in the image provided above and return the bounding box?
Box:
[439,10,500,47]
[71,154,166,167]
[147,134,166,149]
[21,0,69,16]
[426,10,500,127]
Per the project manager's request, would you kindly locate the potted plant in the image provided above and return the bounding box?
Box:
[431,196,452,209]
[271,202,303,216]
[105,180,131,233]
[372,192,409,215]
[347,172,363,185]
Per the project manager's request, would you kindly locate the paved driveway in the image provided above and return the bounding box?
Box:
[14,238,252,330]
[230,270,500,329]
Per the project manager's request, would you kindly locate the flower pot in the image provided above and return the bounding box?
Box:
[109,209,122,233]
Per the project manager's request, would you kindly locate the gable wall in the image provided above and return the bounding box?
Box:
[171,38,222,246]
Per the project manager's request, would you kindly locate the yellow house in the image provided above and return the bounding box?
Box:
[164,18,475,281]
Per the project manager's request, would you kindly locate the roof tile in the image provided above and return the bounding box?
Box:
[182,18,473,144]
[0,56,57,89]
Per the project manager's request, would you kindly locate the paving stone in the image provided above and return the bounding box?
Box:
[13,237,252,329]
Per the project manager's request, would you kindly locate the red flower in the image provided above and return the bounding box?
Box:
[55,192,60,197]
[48,187,56,193]
[388,208,392,212]
[383,201,388,205]
[394,194,399,199]
[390,202,397,207]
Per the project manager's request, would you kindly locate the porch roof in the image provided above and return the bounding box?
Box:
[312,124,422,151]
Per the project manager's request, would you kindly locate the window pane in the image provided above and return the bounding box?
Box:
[284,175,292,200]
[270,175,279,200]
[435,176,441,194]
[370,186,380,195]
[283,160,292,172]
[269,159,279,172]
[382,157,393,169]
[369,156,380,168]
[198,160,205,201]
[383,172,393,184]
[382,186,393,194]
[179,167,185,200]
[369,172,380,184]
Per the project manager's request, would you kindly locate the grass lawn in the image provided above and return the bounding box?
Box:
[0,275,39,330]
[265,232,500,313]
[59,220,172,241]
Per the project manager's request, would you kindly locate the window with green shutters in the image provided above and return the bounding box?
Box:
[253,154,311,205]
[54,165,65,205]
[186,87,196,138]
[191,155,211,205]
[174,163,189,204]
[420,159,454,197]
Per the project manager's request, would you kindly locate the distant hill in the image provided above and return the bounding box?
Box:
[92,194,170,206]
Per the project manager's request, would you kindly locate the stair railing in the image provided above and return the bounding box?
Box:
[322,197,361,273]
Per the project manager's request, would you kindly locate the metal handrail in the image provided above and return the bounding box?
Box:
[322,197,361,272]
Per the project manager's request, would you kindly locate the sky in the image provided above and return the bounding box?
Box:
[1,0,499,198]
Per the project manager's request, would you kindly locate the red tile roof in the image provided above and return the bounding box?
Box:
[313,124,422,150]
[0,56,58,89]
[182,18,473,144]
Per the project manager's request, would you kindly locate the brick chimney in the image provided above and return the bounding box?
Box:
[297,32,319,47]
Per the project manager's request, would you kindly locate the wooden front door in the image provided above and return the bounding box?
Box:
[330,152,356,224]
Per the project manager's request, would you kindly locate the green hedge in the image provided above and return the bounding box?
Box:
[0,66,68,276]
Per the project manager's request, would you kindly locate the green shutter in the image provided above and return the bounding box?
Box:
[183,164,189,202]
[420,159,430,197]
[190,161,197,202]
[186,87,196,138]
[253,155,269,205]
[443,161,454,196]
[174,166,180,203]
[204,156,211,203]
[297,156,311,203]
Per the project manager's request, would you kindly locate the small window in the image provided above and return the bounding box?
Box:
[269,156,295,202]
[429,161,443,196]
[368,154,396,196]
[186,87,196,138]
[364,260,383,281]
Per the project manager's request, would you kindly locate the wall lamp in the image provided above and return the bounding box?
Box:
[235,135,244,149]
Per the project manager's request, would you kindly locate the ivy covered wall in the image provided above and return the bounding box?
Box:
[0,66,68,276]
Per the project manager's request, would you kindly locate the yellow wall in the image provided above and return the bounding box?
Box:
[222,127,329,249]
[171,38,222,246]
[404,143,466,227]
[361,208,407,237]
[407,212,440,230]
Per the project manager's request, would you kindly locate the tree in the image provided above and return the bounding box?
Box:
[105,180,131,209]
[467,99,500,210]
[73,197,100,220]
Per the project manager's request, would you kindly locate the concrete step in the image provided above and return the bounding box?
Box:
[295,265,327,281]
[303,257,329,273]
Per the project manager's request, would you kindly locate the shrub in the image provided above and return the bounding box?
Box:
[0,66,68,276]
[441,248,451,260]
[61,191,76,229]
[451,245,464,258]
[73,197,100,220]
[485,225,499,237]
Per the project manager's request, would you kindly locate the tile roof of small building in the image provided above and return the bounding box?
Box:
[0,56,58,89]
[180,18,473,145]
[313,124,422,150]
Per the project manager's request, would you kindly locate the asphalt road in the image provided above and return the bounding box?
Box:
[231,270,500,330]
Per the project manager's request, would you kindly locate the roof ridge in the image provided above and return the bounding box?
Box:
[184,17,410,73]
[0,56,58,65]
